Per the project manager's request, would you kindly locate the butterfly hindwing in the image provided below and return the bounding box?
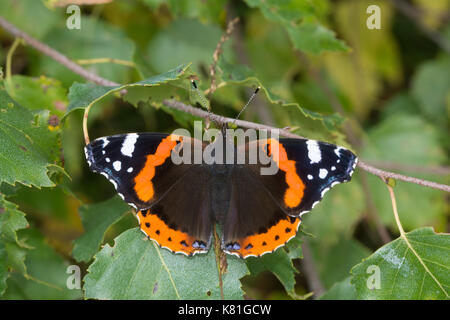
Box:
[85,133,213,256]
[222,138,357,257]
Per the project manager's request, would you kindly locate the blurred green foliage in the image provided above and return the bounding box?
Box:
[0,0,449,300]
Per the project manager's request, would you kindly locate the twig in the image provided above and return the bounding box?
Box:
[0,16,118,87]
[358,161,450,193]
[1,16,449,193]
[162,99,303,138]
[208,17,239,95]
[52,0,113,7]
[75,58,136,68]
[365,161,450,176]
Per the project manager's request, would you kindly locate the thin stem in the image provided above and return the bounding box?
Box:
[386,183,449,298]
[208,17,239,95]
[75,58,136,68]
[5,37,21,93]
[387,183,406,238]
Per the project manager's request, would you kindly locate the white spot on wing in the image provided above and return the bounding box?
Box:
[307,174,313,180]
[334,147,343,158]
[319,168,328,179]
[105,157,110,163]
[331,166,336,171]
[306,140,321,164]
[121,133,138,157]
[113,161,122,171]
[127,167,133,173]
[102,137,109,148]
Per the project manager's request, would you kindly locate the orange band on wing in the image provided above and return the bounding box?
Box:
[267,139,305,208]
[134,135,182,202]
[226,216,301,258]
[137,209,207,256]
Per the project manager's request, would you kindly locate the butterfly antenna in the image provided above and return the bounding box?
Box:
[191,80,212,130]
[232,86,260,126]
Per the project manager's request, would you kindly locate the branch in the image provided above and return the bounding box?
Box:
[208,17,239,95]
[163,100,450,193]
[1,16,449,193]
[0,16,118,87]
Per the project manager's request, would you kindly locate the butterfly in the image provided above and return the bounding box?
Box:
[84,129,357,258]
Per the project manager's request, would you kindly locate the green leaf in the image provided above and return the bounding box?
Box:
[166,0,227,24]
[0,0,58,39]
[303,179,365,246]
[216,56,348,145]
[5,75,67,116]
[145,18,222,74]
[351,227,450,300]
[361,114,447,229]
[72,196,131,263]
[411,55,450,127]
[2,229,82,300]
[319,277,357,300]
[0,195,29,295]
[246,248,299,298]
[65,63,191,118]
[244,0,348,54]
[310,237,371,289]
[84,228,249,299]
[0,85,62,187]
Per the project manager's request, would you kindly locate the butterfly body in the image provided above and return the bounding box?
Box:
[85,131,357,258]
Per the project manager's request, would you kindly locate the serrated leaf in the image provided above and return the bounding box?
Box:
[5,75,67,116]
[216,56,348,145]
[64,63,191,118]
[0,195,29,295]
[0,195,29,245]
[2,229,82,300]
[72,196,131,263]
[0,86,63,188]
[351,227,450,300]
[83,228,249,300]
[244,0,348,54]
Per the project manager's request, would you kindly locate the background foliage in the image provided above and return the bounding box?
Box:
[0,0,449,300]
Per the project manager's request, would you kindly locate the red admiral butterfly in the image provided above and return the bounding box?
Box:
[85,130,357,258]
